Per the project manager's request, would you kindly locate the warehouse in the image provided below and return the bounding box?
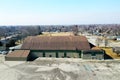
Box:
[20,36,91,60]
[6,36,105,61]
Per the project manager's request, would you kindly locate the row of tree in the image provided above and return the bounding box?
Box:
[1,24,120,42]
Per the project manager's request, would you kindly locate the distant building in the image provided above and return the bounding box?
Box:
[106,36,116,40]
[116,36,120,41]
[113,47,120,55]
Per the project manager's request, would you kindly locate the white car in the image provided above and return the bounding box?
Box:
[0,51,8,55]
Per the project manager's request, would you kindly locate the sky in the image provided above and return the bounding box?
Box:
[0,0,120,25]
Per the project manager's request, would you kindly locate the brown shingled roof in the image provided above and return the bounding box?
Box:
[6,50,30,58]
[21,36,90,50]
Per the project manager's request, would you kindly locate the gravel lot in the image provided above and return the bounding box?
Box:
[0,58,120,80]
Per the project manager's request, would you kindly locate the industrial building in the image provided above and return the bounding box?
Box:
[6,36,105,61]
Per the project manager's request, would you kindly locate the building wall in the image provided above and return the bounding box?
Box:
[66,52,79,58]
[82,54,92,59]
[58,52,64,58]
[45,52,56,57]
[82,54,104,60]
[82,50,104,60]
[31,52,43,57]
[5,57,27,61]
[96,54,104,60]
[30,50,80,58]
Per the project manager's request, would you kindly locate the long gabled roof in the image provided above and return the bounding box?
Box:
[21,36,90,50]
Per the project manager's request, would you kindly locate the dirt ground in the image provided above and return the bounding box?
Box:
[0,58,120,80]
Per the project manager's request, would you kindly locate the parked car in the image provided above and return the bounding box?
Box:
[0,51,8,55]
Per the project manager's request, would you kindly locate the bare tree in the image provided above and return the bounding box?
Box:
[96,38,102,47]
[0,41,2,46]
[72,25,79,36]
[104,39,108,47]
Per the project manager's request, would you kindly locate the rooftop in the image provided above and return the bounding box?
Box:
[21,36,90,50]
[6,50,30,61]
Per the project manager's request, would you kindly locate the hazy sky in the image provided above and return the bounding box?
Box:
[0,0,120,25]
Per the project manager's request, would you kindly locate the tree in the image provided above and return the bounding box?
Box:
[96,38,102,47]
[0,41,2,46]
[37,26,42,35]
[72,25,79,36]
[104,39,108,47]
[6,39,16,47]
